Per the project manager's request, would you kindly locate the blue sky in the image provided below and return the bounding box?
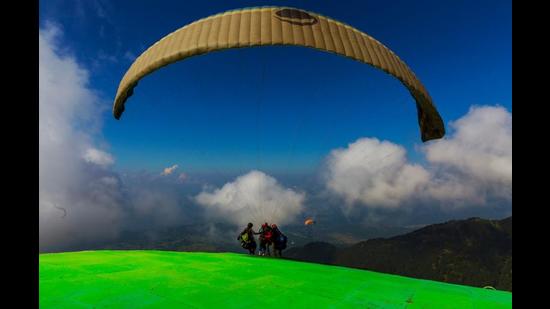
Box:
[40,1,512,250]
[39,0,511,174]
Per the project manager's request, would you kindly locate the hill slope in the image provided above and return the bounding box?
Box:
[286,217,512,291]
[40,250,511,308]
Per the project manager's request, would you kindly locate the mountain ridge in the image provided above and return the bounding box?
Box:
[286,216,512,291]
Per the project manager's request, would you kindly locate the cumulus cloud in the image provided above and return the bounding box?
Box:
[39,22,123,251]
[325,138,430,209]
[196,170,305,226]
[83,148,114,167]
[39,23,189,252]
[424,106,512,183]
[424,105,512,206]
[324,105,512,212]
[161,164,178,176]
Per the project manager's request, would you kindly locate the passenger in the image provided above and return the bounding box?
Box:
[257,222,273,256]
[271,224,288,257]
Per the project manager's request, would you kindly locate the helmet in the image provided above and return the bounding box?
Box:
[247,222,253,228]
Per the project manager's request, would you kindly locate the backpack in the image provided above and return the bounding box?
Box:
[241,232,250,243]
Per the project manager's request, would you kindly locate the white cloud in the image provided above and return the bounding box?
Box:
[39,22,123,250]
[424,105,512,205]
[100,176,119,186]
[39,23,189,251]
[196,170,305,226]
[424,105,512,185]
[323,105,512,211]
[83,148,114,167]
[161,164,178,176]
[325,138,430,209]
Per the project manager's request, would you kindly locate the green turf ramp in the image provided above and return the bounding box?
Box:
[40,250,512,308]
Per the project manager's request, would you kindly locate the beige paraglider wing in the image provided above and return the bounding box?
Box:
[113,7,445,142]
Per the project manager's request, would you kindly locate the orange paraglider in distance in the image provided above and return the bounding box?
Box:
[304,218,316,226]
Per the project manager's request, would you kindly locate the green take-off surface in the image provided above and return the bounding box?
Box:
[40,250,511,308]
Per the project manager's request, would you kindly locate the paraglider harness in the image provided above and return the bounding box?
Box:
[238,230,253,249]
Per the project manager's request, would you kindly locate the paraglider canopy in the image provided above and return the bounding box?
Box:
[304,218,316,226]
[112,6,445,142]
